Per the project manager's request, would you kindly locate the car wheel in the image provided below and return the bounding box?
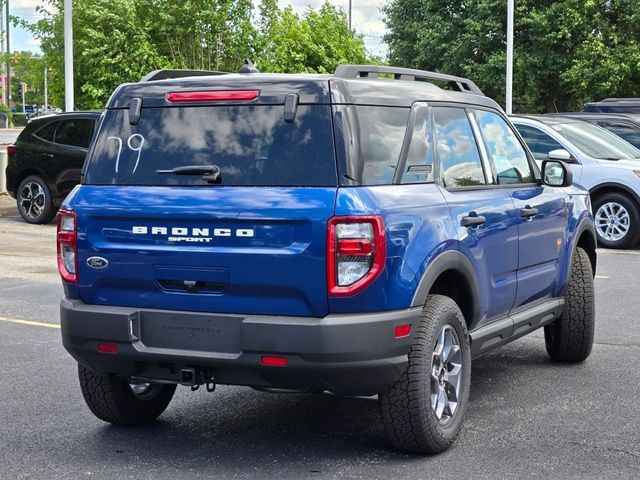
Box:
[16,175,56,224]
[378,294,471,453]
[593,192,639,249]
[78,364,177,426]
[544,247,595,363]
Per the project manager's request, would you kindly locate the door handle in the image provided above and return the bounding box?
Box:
[521,207,539,219]
[40,153,54,159]
[462,214,486,227]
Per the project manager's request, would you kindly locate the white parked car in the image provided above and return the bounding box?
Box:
[512,115,640,248]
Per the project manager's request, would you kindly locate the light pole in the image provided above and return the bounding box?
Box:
[64,0,73,111]
[505,0,514,114]
[348,0,352,31]
[5,0,10,110]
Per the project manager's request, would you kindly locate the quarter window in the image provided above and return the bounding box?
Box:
[605,123,640,149]
[401,104,434,184]
[475,111,533,184]
[433,107,486,188]
[34,121,58,142]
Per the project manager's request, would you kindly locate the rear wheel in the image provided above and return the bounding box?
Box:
[379,295,471,454]
[593,192,639,249]
[78,364,176,425]
[544,247,595,362]
[17,175,56,224]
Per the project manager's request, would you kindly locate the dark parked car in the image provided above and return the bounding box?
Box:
[5,111,101,223]
[547,112,640,149]
[585,98,640,114]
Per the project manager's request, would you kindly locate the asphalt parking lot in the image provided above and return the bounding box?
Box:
[0,214,638,480]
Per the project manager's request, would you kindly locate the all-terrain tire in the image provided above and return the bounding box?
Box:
[544,247,595,362]
[78,364,176,426]
[379,294,471,454]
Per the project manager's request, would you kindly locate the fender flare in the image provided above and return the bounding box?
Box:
[410,249,481,325]
[569,216,597,277]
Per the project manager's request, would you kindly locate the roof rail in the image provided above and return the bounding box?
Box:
[140,69,227,82]
[333,65,484,96]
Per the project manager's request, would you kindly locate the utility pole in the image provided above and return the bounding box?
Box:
[44,65,48,112]
[64,0,73,111]
[5,0,10,110]
[505,0,514,114]
[348,0,352,30]
[0,5,4,106]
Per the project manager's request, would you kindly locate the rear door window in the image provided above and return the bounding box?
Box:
[85,105,337,186]
[432,107,486,188]
[55,119,95,148]
[514,124,564,161]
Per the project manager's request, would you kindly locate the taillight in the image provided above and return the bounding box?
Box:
[6,144,16,158]
[327,215,386,297]
[166,90,259,103]
[57,210,78,284]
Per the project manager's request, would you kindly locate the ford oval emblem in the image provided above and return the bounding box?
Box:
[87,256,109,269]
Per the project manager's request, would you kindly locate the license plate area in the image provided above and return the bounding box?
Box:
[138,311,241,354]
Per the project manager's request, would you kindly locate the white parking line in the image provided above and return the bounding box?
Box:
[597,249,640,256]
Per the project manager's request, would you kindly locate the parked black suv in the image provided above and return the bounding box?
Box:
[5,111,101,223]
[585,98,640,114]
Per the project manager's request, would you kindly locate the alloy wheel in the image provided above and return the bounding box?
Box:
[19,181,46,219]
[430,324,463,425]
[595,202,630,242]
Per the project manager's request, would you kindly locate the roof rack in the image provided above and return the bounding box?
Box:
[334,65,484,96]
[140,69,227,82]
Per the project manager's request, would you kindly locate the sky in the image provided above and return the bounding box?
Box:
[7,0,388,57]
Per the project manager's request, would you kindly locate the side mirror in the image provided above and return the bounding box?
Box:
[541,160,573,187]
[548,148,577,164]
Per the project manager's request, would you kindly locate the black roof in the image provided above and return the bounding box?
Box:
[546,112,640,124]
[106,65,500,110]
[28,111,102,124]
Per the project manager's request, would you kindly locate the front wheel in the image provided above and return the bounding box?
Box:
[78,364,176,426]
[379,294,471,454]
[544,247,595,362]
[593,193,639,249]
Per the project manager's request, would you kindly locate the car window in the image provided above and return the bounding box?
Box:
[474,111,533,185]
[432,107,486,188]
[605,123,640,149]
[55,119,94,148]
[85,105,338,186]
[400,104,434,184]
[514,124,564,161]
[551,121,640,160]
[34,121,58,142]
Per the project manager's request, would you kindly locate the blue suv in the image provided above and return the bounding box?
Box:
[58,65,597,453]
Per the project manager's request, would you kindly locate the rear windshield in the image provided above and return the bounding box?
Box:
[84,105,337,186]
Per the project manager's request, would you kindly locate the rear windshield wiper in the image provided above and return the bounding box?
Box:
[156,165,221,183]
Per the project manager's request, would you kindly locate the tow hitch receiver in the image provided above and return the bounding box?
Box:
[180,367,216,392]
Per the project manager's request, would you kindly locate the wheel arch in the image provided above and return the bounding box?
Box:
[13,168,49,197]
[589,182,640,208]
[574,219,597,277]
[411,250,481,329]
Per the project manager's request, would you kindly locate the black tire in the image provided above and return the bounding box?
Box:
[16,175,56,224]
[379,294,471,454]
[544,247,595,362]
[592,192,639,249]
[78,364,176,426]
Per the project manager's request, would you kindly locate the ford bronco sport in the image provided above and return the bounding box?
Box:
[59,65,596,453]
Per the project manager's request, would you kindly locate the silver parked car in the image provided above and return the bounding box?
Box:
[512,115,640,248]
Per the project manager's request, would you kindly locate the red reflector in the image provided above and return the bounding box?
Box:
[337,238,373,255]
[394,324,412,339]
[260,356,288,367]
[166,90,259,103]
[97,343,118,354]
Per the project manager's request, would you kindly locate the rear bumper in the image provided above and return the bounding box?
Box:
[60,298,421,396]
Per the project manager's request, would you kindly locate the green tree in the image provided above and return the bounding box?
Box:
[26,0,370,110]
[383,0,640,112]
[4,51,46,107]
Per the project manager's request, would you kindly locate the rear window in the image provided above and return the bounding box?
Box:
[84,105,337,186]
